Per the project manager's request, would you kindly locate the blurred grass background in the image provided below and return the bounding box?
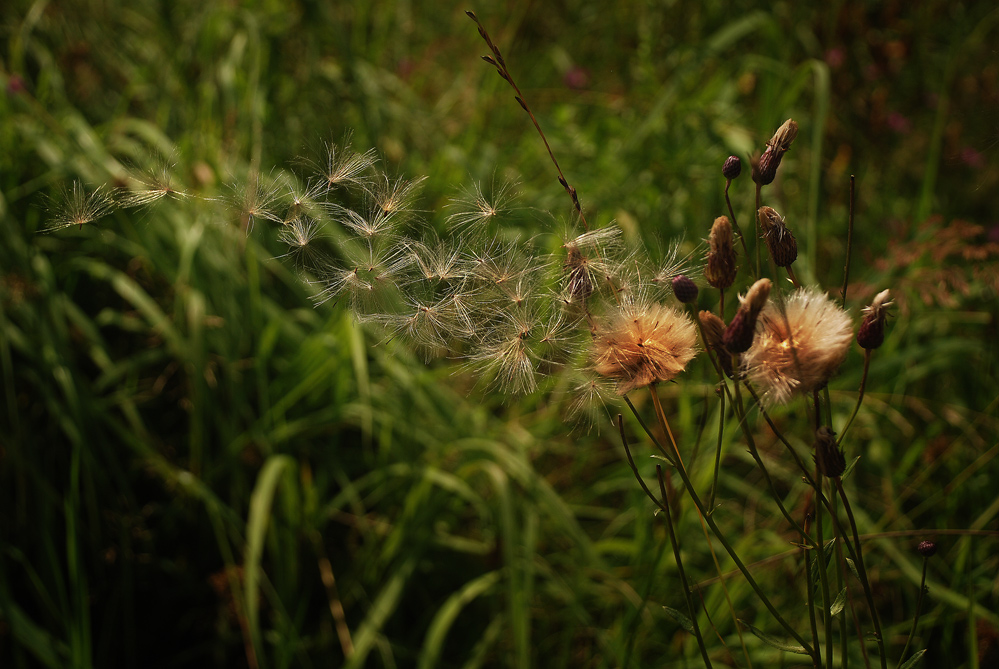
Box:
[1,0,998,667]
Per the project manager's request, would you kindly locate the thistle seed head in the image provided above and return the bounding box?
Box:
[741,288,854,406]
[591,301,698,395]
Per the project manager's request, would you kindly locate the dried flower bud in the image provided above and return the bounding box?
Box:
[769,119,799,153]
[753,119,799,186]
[917,540,937,558]
[755,148,781,186]
[705,216,737,290]
[699,310,733,377]
[857,289,893,350]
[813,426,845,478]
[722,278,771,354]
[671,275,698,304]
[758,206,798,268]
[722,155,742,180]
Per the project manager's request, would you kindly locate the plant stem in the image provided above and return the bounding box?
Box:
[897,557,929,668]
[726,179,752,266]
[838,350,872,445]
[813,396,834,669]
[656,464,714,668]
[755,183,762,277]
[834,478,888,669]
[841,175,855,307]
[623,397,816,658]
[709,391,725,513]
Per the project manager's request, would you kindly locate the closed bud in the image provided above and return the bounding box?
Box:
[699,310,733,377]
[671,275,698,304]
[705,216,737,290]
[758,206,798,267]
[722,155,742,180]
[754,147,781,186]
[813,426,845,478]
[917,540,937,558]
[857,289,893,350]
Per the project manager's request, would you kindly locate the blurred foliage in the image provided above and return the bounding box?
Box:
[1,0,997,667]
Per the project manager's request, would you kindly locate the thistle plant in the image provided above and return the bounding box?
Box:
[39,13,975,669]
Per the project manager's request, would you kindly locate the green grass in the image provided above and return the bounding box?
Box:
[2,1,998,667]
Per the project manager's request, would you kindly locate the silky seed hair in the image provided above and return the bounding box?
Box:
[741,288,854,406]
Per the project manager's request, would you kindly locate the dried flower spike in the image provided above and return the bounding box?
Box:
[722,278,771,354]
[705,216,737,290]
[699,310,733,377]
[917,540,937,558]
[741,288,854,406]
[857,289,893,350]
[758,206,798,268]
[722,156,742,180]
[592,301,698,395]
[754,119,799,186]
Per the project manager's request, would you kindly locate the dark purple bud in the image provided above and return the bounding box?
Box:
[671,275,698,304]
[722,155,742,180]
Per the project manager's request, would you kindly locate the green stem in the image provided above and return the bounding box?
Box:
[708,391,725,513]
[838,350,872,445]
[622,397,816,658]
[656,464,714,668]
[725,179,752,266]
[835,479,888,669]
[897,558,929,668]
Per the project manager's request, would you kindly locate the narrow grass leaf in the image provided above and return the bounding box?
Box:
[418,570,502,669]
[740,620,809,654]
[899,649,927,669]
[246,454,296,663]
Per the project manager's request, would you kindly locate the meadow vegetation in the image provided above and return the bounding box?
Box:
[1,1,998,667]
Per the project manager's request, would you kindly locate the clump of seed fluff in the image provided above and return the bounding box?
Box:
[591,300,698,395]
[741,288,854,406]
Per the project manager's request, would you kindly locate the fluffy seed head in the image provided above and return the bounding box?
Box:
[592,301,698,395]
[705,216,737,289]
[857,289,893,350]
[741,288,854,405]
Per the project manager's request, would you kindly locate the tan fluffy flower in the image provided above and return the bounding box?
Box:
[592,301,698,395]
[741,288,853,405]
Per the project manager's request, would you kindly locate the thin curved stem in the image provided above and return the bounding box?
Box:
[656,464,714,668]
[725,179,752,265]
[834,478,888,669]
[622,398,816,658]
[838,350,872,445]
[898,558,929,667]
